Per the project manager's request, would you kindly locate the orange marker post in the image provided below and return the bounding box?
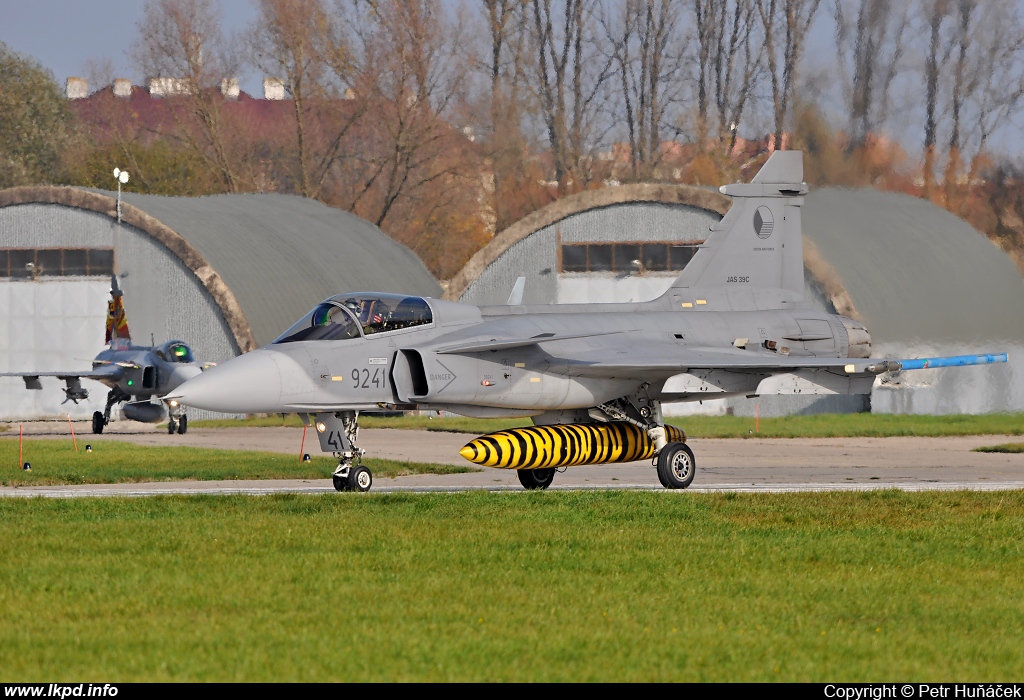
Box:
[19,424,23,468]
[299,424,307,463]
[67,413,79,452]
[755,403,760,434]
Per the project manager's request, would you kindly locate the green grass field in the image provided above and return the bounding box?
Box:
[975,443,1024,453]
[192,411,1024,438]
[0,490,1022,681]
[0,440,472,486]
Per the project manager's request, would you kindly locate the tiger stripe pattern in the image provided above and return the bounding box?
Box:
[459,421,686,470]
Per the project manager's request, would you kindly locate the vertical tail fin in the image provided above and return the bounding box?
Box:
[662,150,808,311]
[105,275,131,349]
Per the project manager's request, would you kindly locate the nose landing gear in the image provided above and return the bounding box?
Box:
[167,406,188,435]
[310,411,373,492]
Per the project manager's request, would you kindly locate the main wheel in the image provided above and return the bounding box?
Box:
[167,419,177,434]
[332,474,348,492]
[177,415,188,434]
[517,467,556,490]
[657,442,695,489]
[92,411,104,434]
[347,465,373,492]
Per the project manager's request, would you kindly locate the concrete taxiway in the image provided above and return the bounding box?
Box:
[2,421,1022,497]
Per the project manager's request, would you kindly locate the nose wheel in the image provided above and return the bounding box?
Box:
[167,415,187,434]
[332,463,373,492]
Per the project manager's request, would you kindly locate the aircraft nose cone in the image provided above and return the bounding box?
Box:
[167,349,283,413]
[164,364,203,394]
[459,441,485,465]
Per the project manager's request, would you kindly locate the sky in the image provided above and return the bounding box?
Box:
[0,0,263,95]
[2,0,1022,160]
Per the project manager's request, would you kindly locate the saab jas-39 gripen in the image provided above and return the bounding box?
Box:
[2,276,207,434]
[165,151,1007,492]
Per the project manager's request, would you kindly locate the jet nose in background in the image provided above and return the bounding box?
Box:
[165,349,283,413]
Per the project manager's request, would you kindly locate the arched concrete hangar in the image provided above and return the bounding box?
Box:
[0,187,441,420]
[447,184,1024,415]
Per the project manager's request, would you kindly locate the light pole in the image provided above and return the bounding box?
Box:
[112,168,129,275]
[112,168,129,223]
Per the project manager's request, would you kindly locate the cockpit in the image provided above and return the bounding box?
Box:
[273,293,433,344]
[156,340,195,363]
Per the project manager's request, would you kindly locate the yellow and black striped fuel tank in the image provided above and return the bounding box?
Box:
[459,422,686,470]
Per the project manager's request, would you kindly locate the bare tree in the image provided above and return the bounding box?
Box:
[834,0,909,152]
[248,0,361,199]
[528,0,613,193]
[936,0,1024,207]
[479,0,536,230]
[335,1,467,225]
[600,0,686,179]
[692,0,762,152]
[132,0,244,191]
[920,0,953,197]
[757,0,822,149]
[483,0,530,128]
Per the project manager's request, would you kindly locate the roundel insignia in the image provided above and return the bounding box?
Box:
[754,206,774,239]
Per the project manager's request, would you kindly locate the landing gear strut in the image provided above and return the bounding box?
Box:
[595,385,697,490]
[92,388,129,434]
[311,411,372,492]
[167,403,188,435]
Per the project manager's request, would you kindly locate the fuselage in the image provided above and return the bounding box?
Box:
[92,342,203,399]
[169,293,870,417]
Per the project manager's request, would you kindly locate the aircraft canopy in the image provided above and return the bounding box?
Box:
[273,293,432,344]
[156,340,195,363]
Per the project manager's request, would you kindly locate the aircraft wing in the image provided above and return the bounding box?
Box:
[556,341,1008,379]
[1,364,127,384]
[434,331,620,354]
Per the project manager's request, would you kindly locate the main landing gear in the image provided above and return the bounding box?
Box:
[596,385,697,490]
[92,388,129,434]
[656,442,696,489]
[517,468,556,490]
[311,411,372,492]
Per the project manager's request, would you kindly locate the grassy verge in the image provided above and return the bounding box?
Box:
[0,490,1022,681]
[191,412,1024,438]
[0,439,473,486]
[676,412,1024,438]
[974,443,1024,453]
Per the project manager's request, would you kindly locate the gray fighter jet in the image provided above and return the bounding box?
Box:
[2,276,207,434]
[166,151,1007,491]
